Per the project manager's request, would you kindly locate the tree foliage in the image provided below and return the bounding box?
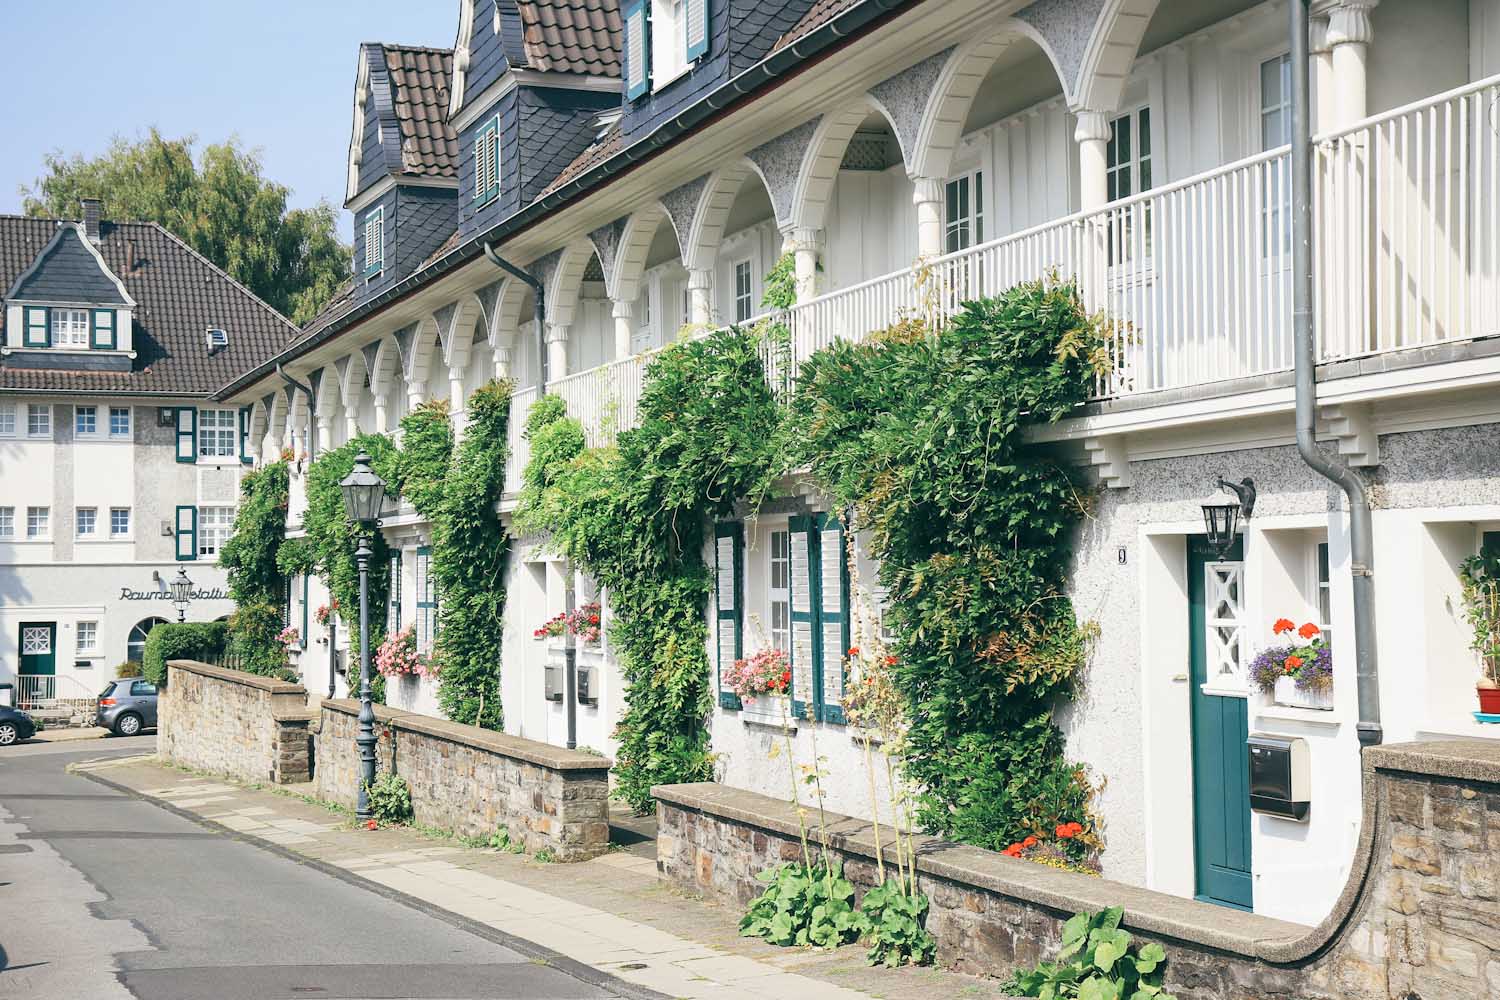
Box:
[21,130,348,324]
[218,462,292,675]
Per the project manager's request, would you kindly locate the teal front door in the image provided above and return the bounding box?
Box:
[1187,538,1253,910]
[18,622,57,707]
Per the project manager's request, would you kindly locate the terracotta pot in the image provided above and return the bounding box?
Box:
[1477,684,1500,715]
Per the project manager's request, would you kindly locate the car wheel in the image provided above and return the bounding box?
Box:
[0,722,17,746]
[115,713,142,737]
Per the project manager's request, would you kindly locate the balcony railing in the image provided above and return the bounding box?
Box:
[507,74,1500,473]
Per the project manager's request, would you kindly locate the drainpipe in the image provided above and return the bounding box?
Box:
[1291,0,1381,747]
[276,363,317,459]
[481,243,576,748]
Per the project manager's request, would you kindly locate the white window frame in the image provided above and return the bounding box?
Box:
[944,170,986,254]
[1106,106,1153,203]
[76,620,98,655]
[76,506,97,538]
[732,257,755,323]
[109,406,131,438]
[26,506,50,539]
[197,505,235,558]
[50,308,89,348]
[769,528,791,655]
[110,507,131,539]
[198,408,238,459]
[0,402,15,437]
[75,405,98,437]
[1314,541,1332,646]
[0,507,13,538]
[27,404,51,438]
[650,0,690,90]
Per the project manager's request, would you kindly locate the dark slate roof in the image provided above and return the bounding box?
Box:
[517,0,622,76]
[9,225,132,305]
[419,228,465,269]
[298,281,358,342]
[773,0,863,51]
[0,216,299,395]
[384,45,459,178]
[540,124,623,196]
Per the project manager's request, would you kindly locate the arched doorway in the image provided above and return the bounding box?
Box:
[126,617,169,665]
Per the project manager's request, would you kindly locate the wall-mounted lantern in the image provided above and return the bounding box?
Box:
[1202,477,1256,558]
[170,567,194,623]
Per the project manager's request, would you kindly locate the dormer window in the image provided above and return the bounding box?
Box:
[205,328,228,353]
[626,0,708,99]
[363,207,385,276]
[473,117,500,206]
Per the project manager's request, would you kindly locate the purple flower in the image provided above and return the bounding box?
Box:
[1294,641,1333,692]
[1249,644,1296,693]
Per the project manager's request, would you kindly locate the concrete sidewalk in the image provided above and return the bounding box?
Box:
[77,756,1016,1000]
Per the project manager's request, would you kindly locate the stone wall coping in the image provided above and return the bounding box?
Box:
[167,659,306,696]
[322,698,612,772]
[1364,738,1500,785]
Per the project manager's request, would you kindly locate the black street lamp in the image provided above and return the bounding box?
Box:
[1202,477,1256,558]
[170,567,193,623]
[339,451,386,823]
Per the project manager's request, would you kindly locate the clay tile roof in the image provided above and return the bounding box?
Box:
[518,0,622,77]
[0,216,299,395]
[383,45,459,178]
[773,0,864,52]
[540,124,624,197]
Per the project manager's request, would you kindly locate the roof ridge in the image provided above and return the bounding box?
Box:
[144,222,303,338]
[381,43,455,55]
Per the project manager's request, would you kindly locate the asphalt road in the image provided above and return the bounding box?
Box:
[0,738,625,1000]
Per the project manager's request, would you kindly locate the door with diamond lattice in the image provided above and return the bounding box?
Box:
[1187,537,1252,910]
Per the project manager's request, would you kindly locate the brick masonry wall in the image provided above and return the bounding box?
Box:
[157,660,313,785]
[316,699,611,861]
[655,740,1500,999]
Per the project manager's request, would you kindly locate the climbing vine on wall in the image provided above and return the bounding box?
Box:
[791,280,1110,852]
[518,329,786,811]
[219,460,292,675]
[389,400,453,514]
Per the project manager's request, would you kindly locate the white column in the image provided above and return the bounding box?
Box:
[788,227,822,302]
[449,375,468,445]
[687,269,713,326]
[343,412,359,442]
[1310,16,1336,135]
[492,345,512,380]
[372,394,388,435]
[612,300,634,359]
[546,324,569,382]
[911,177,945,259]
[1326,1,1376,127]
[406,374,424,412]
[315,416,333,457]
[1074,109,1112,212]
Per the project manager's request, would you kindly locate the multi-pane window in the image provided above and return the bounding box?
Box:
[1316,542,1332,645]
[27,506,50,538]
[28,404,51,437]
[0,507,13,538]
[50,308,89,348]
[111,507,131,538]
[76,507,97,537]
[1107,108,1152,202]
[198,409,237,458]
[109,406,131,437]
[769,529,791,655]
[0,403,14,436]
[944,171,985,253]
[1260,53,1293,257]
[197,506,234,557]
[733,259,754,323]
[77,621,98,654]
[75,405,97,436]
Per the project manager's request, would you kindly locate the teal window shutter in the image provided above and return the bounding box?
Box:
[238,406,252,465]
[788,514,815,720]
[301,574,310,650]
[624,0,651,100]
[714,522,744,710]
[23,307,49,347]
[89,310,115,349]
[174,407,197,462]
[814,512,849,725]
[685,0,708,61]
[362,207,384,275]
[174,505,197,561]
[416,545,436,653]
[473,118,500,204]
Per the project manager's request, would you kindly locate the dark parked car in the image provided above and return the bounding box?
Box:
[0,705,37,746]
[96,678,158,736]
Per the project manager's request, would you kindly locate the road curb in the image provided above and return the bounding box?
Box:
[78,765,671,1000]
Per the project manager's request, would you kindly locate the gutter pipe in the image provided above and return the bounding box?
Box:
[277,362,317,460]
[482,243,548,395]
[1291,0,1381,747]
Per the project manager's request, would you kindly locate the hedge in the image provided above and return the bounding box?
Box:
[142,621,228,687]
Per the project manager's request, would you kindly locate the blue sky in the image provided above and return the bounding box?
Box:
[2,1,454,240]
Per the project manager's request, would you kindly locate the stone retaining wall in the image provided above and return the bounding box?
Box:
[158,660,314,785]
[655,739,1500,999]
[317,699,612,861]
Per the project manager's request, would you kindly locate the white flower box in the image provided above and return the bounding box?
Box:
[739,694,792,728]
[1273,675,1333,711]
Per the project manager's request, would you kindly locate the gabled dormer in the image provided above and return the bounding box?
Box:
[2,208,137,373]
[448,0,623,240]
[618,0,818,142]
[346,44,461,302]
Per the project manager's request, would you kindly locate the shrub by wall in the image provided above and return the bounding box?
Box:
[143,621,228,686]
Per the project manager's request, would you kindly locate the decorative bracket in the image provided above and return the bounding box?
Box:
[1084,435,1133,489]
[1323,403,1380,467]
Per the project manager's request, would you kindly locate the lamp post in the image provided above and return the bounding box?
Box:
[170,567,193,623]
[339,451,386,822]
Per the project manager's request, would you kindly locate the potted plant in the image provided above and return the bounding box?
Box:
[1249,617,1333,710]
[1460,550,1500,715]
[531,602,602,647]
[727,647,791,724]
[374,624,437,679]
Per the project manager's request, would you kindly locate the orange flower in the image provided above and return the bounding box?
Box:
[1067,822,1084,836]
[1002,843,1024,857]
[884,655,898,667]
[1022,835,1038,848]
[1273,618,1296,635]
[1284,655,1303,673]
[1056,824,1074,839]
[1298,622,1321,640]
[847,647,859,657]
[366,819,378,830]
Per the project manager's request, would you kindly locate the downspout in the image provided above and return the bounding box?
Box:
[1291,0,1381,747]
[481,243,576,749]
[277,362,317,459]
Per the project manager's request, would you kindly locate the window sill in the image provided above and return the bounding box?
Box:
[1254,704,1342,728]
[77,537,133,544]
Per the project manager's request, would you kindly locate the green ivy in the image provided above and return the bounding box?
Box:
[219,462,291,675]
[1002,908,1178,1000]
[389,400,452,514]
[791,280,1108,854]
[518,328,785,811]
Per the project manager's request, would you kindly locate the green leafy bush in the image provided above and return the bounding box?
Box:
[219,461,292,676]
[365,772,413,825]
[389,401,452,515]
[1002,908,1176,1000]
[858,879,936,968]
[115,660,142,679]
[225,600,288,676]
[142,621,228,686]
[739,861,863,950]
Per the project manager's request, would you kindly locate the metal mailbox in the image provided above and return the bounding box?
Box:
[544,660,564,702]
[1248,732,1310,821]
[576,663,598,707]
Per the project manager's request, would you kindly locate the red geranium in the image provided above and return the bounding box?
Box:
[1283,655,1303,672]
[1273,618,1296,635]
[1297,622,1321,640]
